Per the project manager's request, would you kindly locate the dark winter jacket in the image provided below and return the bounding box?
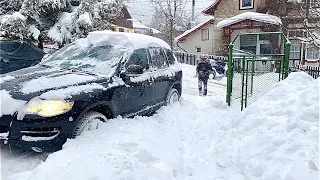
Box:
[196,62,213,79]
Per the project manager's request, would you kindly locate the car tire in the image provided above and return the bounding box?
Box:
[72,111,107,138]
[166,87,180,105]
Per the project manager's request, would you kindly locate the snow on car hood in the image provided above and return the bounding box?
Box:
[21,73,98,94]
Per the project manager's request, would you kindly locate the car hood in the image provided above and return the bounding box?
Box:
[0,65,108,101]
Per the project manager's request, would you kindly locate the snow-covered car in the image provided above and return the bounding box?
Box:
[0,31,182,152]
[0,41,45,74]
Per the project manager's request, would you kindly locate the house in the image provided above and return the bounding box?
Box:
[128,19,161,35]
[111,6,134,33]
[175,19,214,54]
[201,0,284,57]
[176,0,319,66]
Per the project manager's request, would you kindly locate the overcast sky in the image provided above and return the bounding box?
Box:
[125,0,215,26]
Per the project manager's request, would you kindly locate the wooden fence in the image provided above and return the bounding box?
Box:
[296,65,320,79]
[173,51,227,66]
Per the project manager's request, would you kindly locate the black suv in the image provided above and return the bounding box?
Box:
[0,41,45,74]
[0,31,182,152]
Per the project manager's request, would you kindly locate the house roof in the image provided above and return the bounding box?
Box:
[217,12,282,28]
[202,0,221,15]
[175,19,214,42]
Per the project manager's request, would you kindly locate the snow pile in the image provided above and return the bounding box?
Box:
[0,90,26,117]
[21,74,97,94]
[217,12,282,28]
[216,72,319,179]
[0,75,15,84]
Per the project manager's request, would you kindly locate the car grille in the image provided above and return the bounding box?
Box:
[20,127,60,137]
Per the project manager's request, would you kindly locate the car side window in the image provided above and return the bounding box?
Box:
[125,48,149,71]
[148,47,167,69]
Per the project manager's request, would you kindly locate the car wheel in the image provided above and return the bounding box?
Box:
[166,87,180,105]
[72,111,107,138]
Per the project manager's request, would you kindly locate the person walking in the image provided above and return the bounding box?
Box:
[196,55,213,96]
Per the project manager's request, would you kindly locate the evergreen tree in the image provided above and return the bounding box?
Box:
[0,0,125,47]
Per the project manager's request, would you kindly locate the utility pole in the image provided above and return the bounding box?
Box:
[191,0,195,24]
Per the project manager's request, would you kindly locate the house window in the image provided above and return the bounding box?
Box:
[201,29,209,41]
[196,47,201,52]
[290,43,301,59]
[306,47,319,60]
[240,0,254,9]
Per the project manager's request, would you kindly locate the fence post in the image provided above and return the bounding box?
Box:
[284,41,291,78]
[226,44,234,106]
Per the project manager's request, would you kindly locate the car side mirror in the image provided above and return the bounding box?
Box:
[120,65,143,84]
[125,65,143,75]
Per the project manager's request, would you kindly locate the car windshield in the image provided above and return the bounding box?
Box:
[41,39,130,76]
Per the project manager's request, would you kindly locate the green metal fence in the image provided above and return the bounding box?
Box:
[226,32,291,110]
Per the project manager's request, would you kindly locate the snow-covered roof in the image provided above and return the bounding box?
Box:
[175,19,214,42]
[132,19,149,29]
[217,12,282,28]
[202,0,220,15]
[87,31,170,49]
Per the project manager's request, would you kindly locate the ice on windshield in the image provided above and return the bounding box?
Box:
[42,38,133,76]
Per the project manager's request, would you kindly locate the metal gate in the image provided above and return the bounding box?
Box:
[226,32,291,110]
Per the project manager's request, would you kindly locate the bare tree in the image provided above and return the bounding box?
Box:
[150,0,188,49]
[266,0,320,47]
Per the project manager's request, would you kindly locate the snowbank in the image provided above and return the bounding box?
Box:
[217,72,319,179]
[217,12,282,28]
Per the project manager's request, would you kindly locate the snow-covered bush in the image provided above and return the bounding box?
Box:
[0,0,124,46]
[0,11,28,40]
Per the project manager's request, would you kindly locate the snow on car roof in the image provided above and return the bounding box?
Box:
[217,12,282,28]
[87,31,170,50]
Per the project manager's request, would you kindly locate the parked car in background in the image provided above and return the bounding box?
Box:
[209,58,227,79]
[0,31,182,152]
[0,41,45,74]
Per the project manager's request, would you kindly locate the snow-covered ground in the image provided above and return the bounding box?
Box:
[1,64,319,180]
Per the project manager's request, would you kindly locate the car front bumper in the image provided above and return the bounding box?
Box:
[0,114,75,152]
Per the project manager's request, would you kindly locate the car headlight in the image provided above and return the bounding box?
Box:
[25,100,74,117]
